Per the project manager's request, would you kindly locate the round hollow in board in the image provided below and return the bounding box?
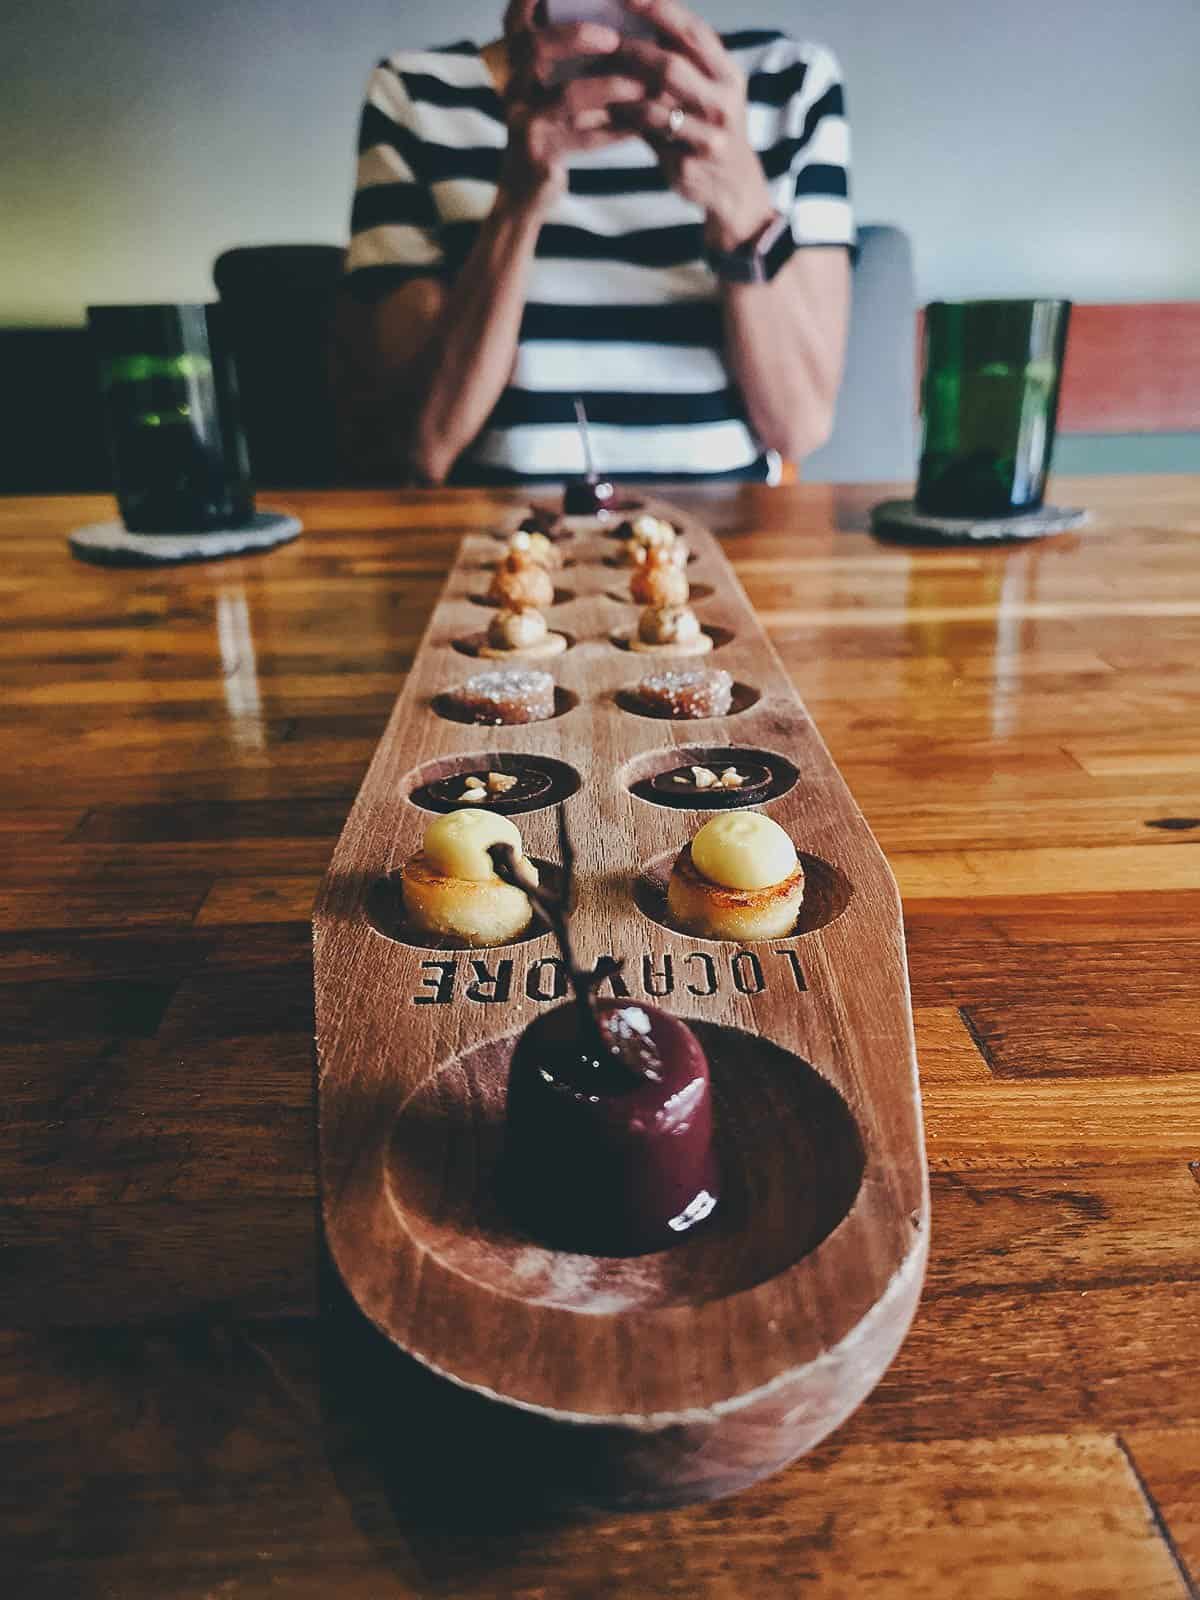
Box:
[405,754,581,817]
[386,1020,866,1307]
[634,846,854,942]
[621,745,799,810]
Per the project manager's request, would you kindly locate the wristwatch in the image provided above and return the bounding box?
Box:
[704,212,795,285]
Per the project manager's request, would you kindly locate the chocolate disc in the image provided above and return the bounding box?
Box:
[422,768,555,813]
[651,760,773,806]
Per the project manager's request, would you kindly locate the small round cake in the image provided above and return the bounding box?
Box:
[401,809,540,947]
[488,553,555,611]
[492,608,547,650]
[445,667,557,725]
[476,607,567,661]
[666,813,805,941]
[628,666,734,720]
[628,604,712,657]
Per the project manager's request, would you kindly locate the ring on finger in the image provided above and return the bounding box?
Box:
[666,104,686,140]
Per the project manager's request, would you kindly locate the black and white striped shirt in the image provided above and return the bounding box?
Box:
[346,31,853,483]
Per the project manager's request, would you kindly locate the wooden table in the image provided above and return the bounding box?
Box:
[3,479,1197,1599]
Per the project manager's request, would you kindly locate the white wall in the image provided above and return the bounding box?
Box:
[3,0,1196,325]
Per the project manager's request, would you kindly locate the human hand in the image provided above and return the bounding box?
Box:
[618,0,776,248]
[499,0,650,211]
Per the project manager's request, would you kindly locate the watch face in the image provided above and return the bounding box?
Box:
[730,254,763,284]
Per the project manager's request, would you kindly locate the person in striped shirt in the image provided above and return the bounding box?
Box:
[342,0,854,485]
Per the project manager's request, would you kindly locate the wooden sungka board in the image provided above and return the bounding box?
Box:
[315,498,929,1510]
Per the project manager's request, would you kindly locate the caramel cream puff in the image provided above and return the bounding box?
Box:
[629,513,677,548]
[477,606,567,661]
[630,546,691,608]
[506,529,561,569]
[401,809,539,946]
[488,552,555,610]
[619,515,688,567]
[666,813,805,941]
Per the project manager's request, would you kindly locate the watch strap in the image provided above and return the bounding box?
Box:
[705,213,795,285]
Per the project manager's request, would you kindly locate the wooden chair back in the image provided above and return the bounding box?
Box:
[1057,302,1200,434]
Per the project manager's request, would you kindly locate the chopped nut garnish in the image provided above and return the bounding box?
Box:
[690,765,719,788]
[720,768,746,788]
[458,787,487,803]
[487,771,518,794]
[463,775,486,790]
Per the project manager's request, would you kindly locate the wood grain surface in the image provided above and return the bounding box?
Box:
[2,479,1199,1594]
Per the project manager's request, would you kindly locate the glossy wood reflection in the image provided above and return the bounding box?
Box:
[2,479,1198,1595]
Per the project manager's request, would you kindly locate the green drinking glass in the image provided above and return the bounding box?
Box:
[87,303,254,533]
[916,299,1071,518]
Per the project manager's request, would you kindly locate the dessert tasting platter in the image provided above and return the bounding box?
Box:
[315,493,929,1510]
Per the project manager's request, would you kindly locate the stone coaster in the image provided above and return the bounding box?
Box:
[68,509,302,567]
[870,499,1090,546]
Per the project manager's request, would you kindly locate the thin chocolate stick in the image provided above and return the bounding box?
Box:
[489,808,621,1050]
[574,398,596,480]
